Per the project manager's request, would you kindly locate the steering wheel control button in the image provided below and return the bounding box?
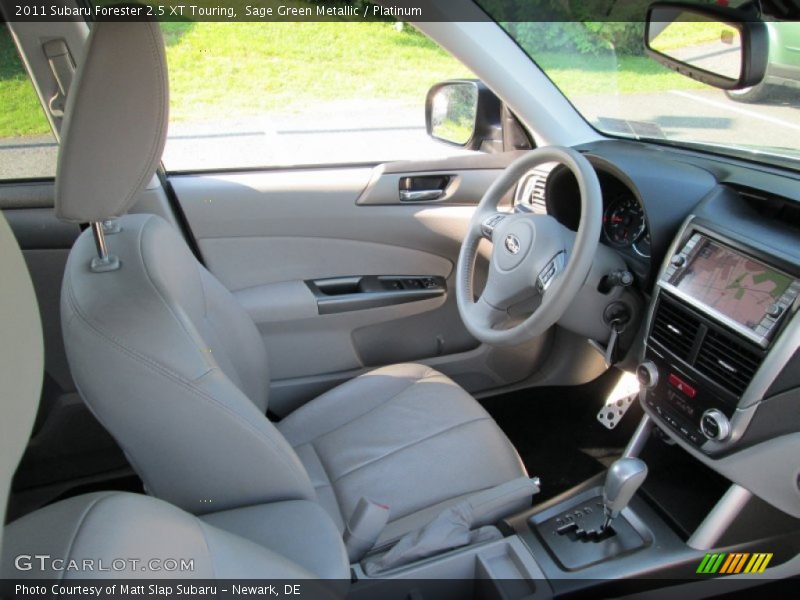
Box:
[701,409,731,441]
[537,252,566,292]
[636,361,659,389]
[480,214,506,239]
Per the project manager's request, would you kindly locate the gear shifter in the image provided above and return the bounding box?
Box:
[602,457,648,531]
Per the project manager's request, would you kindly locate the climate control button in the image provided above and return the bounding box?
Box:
[700,409,731,442]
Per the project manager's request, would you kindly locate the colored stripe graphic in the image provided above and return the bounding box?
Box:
[698,552,773,574]
[719,553,737,574]
[732,553,750,574]
[697,553,726,574]
[744,553,773,574]
[696,554,713,573]
[719,553,748,574]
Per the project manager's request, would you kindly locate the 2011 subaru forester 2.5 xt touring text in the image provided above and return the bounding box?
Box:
[1,0,800,598]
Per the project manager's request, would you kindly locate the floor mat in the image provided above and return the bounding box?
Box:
[481,369,643,502]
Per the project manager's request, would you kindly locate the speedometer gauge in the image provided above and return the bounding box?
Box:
[633,232,651,258]
[603,196,646,248]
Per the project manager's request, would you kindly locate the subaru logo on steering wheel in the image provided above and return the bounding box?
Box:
[504,234,520,255]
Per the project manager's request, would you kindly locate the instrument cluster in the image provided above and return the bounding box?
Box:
[603,191,651,258]
[518,162,652,267]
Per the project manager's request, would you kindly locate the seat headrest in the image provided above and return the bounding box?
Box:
[0,213,43,552]
[55,18,168,223]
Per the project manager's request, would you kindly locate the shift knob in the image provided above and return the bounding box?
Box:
[602,457,648,528]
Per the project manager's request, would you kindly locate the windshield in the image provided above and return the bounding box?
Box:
[479,8,800,166]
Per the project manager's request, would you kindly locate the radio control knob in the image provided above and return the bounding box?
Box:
[670,255,686,267]
[766,303,784,319]
[701,409,731,442]
[636,361,659,389]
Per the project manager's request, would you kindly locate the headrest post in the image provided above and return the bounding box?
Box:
[89,221,120,273]
[91,221,109,261]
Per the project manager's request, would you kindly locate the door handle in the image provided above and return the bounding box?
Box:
[399,189,444,202]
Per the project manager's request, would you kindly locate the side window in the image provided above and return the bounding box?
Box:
[161,22,478,172]
[0,26,58,179]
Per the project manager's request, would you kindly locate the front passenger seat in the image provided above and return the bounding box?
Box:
[0,210,347,583]
[58,19,527,544]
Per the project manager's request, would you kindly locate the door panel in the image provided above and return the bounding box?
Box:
[236,282,447,380]
[201,235,453,291]
[170,157,554,415]
[170,168,475,267]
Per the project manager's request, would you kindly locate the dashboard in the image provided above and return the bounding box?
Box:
[517,139,800,519]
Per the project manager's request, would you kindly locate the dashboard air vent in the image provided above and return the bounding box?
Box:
[695,329,762,396]
[650,298,700,362]
[516,163,555,214]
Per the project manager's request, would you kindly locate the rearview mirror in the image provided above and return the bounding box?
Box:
[425,80,505,151]
[645,2,767,90]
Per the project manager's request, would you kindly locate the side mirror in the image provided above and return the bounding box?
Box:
[645,2,768,90]
[425,80,504,151]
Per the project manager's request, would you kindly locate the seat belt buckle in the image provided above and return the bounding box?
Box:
[343,497,390,563]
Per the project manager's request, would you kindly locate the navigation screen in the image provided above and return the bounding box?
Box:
[673,237,792,332]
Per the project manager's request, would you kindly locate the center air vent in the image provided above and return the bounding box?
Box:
[695,329,762,396]
[650,298,701,362]
[650,294,766,398]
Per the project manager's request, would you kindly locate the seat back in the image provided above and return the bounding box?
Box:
[1,198,332,584]
[63,214,315,513]
[0,213,44,555]
[56,20,314,514]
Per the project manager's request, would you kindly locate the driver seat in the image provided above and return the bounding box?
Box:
[57,20,527,542]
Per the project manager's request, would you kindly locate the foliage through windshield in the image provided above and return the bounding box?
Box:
[482,6,800,166]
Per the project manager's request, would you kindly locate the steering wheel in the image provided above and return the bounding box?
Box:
[456,146,602,346]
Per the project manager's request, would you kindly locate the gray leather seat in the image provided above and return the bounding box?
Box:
[278,363,525,541]
[4,493,345,580]
[0,211,348,582]
[56,20,527,544]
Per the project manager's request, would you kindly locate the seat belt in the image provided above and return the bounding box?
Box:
[42,39,76,134]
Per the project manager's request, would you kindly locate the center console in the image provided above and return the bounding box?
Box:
[639,226,800,455]
[351,465,699,600]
